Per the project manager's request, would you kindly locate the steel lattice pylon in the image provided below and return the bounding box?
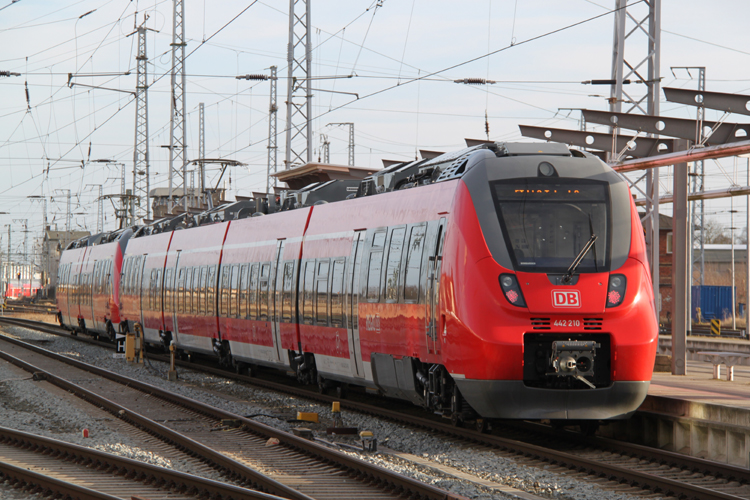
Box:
[168,0,187,212]
[199,102,205,203]
[609,0,661,320]
[285,0,312,169]
[133,23,150,222]
[267,66,278,194]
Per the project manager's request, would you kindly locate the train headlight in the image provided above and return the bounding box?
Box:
[606,274,627,308]
[499,273,527,307]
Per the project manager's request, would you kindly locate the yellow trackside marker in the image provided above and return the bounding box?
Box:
[332,401,340,413]
[359,431,373,438]
[297,412,319,423]
[711,319,721,336]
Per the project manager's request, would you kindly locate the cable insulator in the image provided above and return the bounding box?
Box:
[236,74,268,81]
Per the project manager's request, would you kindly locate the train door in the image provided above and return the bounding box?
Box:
[170,252,182,344]
[345,231,365,378]
[90,261,100,332]
[271,239,285,363]
[135,256,146,327]
[426,218,446,354]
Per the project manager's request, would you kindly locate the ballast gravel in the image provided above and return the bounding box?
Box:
[0,324,661,500]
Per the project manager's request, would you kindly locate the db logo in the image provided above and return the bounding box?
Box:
[552,290,581,308]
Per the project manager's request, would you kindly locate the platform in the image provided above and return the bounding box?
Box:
[599,358,750,467]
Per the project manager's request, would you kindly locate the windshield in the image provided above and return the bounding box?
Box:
[491,178,610,273]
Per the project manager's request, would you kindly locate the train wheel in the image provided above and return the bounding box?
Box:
[234,361,248,376]
[335,384,347,399]
[474,418,489,433]
[106,322,117,343]
[450,412,462,427]
[580,422,599,436]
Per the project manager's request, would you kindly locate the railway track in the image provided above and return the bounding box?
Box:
[3,317,750,499]
[1,302,57,315]
[0,426,284,500]
[0,327,462,500]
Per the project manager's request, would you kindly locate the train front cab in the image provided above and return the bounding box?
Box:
[442,146,658,420]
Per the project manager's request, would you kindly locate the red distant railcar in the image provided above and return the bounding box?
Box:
[56,229,132,339]
[58,142,658,423]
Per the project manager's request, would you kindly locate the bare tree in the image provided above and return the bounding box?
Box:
[704,218,732,244]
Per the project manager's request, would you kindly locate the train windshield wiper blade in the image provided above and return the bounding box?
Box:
[562,233,597,284]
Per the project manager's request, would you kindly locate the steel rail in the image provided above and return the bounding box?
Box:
[0,329,465,500]
[2,317,747,499]
[0,426,285,500]
[0,461,121,500]
[0,343,315,500]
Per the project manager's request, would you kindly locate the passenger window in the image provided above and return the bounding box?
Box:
[149,269,157,310]
[188,268,195,314]
[404,225,426,302]
[231,265,240,318]
[191,267,198,314]
[373,231,386,248]
[240,264,249,318]
[220,266,230,317]
[249,264,259,319]
[281,262,294,323]
[331,259,345,327]
[316,259,329,325]
[207,266,217,316]
[164,268,173,313]
[302,261,314,325]
[156,269,162,312]
[259,263,270,321]
[366,251,383,302]
[385,227,406,302]
[198,267,207,315]
[177,269,185,313]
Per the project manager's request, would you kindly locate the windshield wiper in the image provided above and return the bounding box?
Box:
[562,233,597,284]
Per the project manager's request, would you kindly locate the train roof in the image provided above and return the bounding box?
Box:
[120,141,595,240]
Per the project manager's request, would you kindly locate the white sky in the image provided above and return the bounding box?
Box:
[1,0,749,259]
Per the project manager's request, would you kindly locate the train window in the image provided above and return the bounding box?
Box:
[120,258,130,297]
[302,261,314,325]
[248,264,259,320]
[404,225,426,302]
[164,268,174,313]
[316,259,329,325]
[372,230,386,248]
[385,227,406,302]
[148,269,156,310]
[281,262,294,323]
[155,269,163,312]
[207,266,217,316]
[128,258,137,296]
[185,268,193,315]
[492,179,609,273]
[240,264,249,319]
[197,267,206,315]
[194,267,201,314]
[366,251,383,302]
[132,257,142,296]
[259,263,270,321]
[177,268,185,313]
[231,265,240,318]
[220,266,230,317]
[331,259,345,327]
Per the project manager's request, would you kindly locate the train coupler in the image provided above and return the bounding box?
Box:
[548,340,600,389]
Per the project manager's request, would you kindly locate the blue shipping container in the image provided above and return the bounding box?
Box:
[691,285,736,321]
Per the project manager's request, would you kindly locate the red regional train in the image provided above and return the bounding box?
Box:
[57,142,658,423]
